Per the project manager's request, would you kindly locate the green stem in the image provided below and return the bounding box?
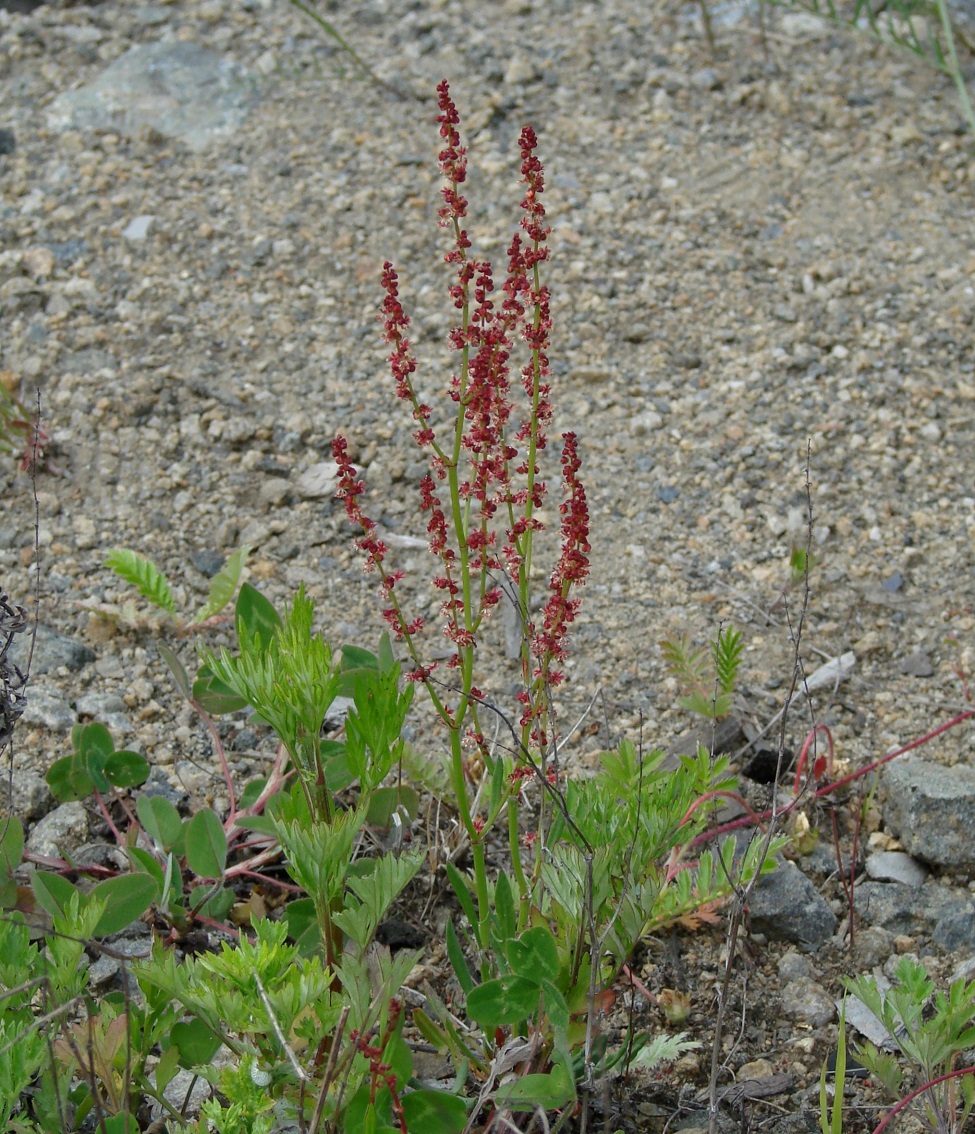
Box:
[936,0,975,139]
[286,0,406,101]
[508,794,529,929]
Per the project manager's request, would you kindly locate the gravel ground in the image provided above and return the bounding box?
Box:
[2,0,975,1127]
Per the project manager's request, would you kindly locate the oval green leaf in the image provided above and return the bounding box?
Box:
[234,582,282,653]
[0,816,24,875]
[466,975,540,1029]
[185,809,227,879]
[46,755,93,803]
[32,871,81,923]
[171,1019,222,1069]
[137,795,184,853]
[104,751,151,790]
[191,665,248,715]
[401,1089,467,1133]
[89,873,156,936]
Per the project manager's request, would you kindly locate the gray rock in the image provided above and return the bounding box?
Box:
[21,686,77,730]
[883,757,975,867]
[749,859,838,948]
[0,769,52,823]
[121,215,154,241]
[75,693,132,734]
[777,950,814,980]
[865,851,929,887]
[27,801,90,858]
[10,624,95,675]
[852,925,894,968]
[46,42,261,152]
[189,549,225,578]
[899,651,934,677]
[295,461,339,500]
[854,880,975,949]
[780,978,836,1026]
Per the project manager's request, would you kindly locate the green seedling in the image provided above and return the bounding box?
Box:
[105,545,249,632]
[661,624,744,720]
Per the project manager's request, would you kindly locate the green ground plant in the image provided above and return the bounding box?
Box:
[660,624,744,721]
[842,958,975,1134]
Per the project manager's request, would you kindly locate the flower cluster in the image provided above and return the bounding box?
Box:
[333,81,588,759]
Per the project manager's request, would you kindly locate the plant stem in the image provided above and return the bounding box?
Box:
[935,0,975,137]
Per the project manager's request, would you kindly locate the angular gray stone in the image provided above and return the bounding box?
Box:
[749,859,838,948]
[883,756,975,867]
[865,850,929,887]
[75,693,132,734]
[899,650,934,677]
[780,978,836,1026]
[9,624,95,675]
[27,801,89,858]
[21,686,77,730]
[854,880,975,950]
[0,769,52,823]
[46,42,260,152]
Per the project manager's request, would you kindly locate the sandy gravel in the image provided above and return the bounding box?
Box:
[2,0,975,1124]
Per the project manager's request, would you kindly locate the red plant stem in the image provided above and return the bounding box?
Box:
[871,1064,975,1134]
[189,696,238,830]
[92,787,125,844]
[680,789,765,830]
[792,723,835,794]
[692,708,975,849]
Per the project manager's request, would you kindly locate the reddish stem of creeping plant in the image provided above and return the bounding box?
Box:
[792,722,836,794]
[689,708,975,851]
[870,1064,975,1134]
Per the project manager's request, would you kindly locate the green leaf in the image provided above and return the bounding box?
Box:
[444,863,480,947]
[234,582,282,652]
[77,721,115,763]
[401,1089,467,1133]
[338,644,380,695]
[283,897,321,956]
[194,546,249,625]
[127,847,164,893]
[158,641,192,701]
[75,722,116,793]
[105,548,177,615]
[154,1044,181,1094]
[366,784,420,828]
[88,873,156,936]
[137,795,184,854]
[493,872,516,949]
[238,778,268,810]
[445,919,474,996]
[170,1019,221,1069]
[493,1062,575,1110]
[0,816,24,877]
[32,871,81,923]
[466,975,540,1028]
[507,926,560,980]
[104,750,151,790]
[46,754,94,803]
[185,810,227,879]
[191,664,249,715]
[188,884,235,921]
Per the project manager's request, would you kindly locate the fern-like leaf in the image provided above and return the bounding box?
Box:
[193,545,250,625]
[713,626,743,696]
[660,635,708,690]
[105,548,177,615]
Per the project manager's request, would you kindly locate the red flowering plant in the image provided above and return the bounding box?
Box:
[332,88,773,1115]
[333,81,590,954]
